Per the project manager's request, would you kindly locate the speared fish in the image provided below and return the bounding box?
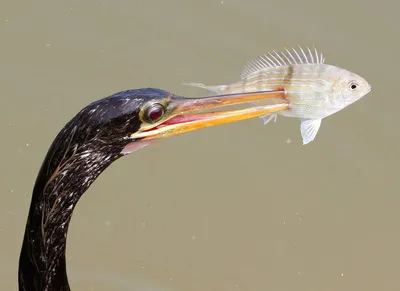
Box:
[185,46,371,145]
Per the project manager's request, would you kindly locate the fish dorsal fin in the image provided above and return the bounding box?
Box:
[240,45,326,79]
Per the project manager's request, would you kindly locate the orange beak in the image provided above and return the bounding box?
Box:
[130,90,288,141]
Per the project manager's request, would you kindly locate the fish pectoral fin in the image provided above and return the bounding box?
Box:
[260,113,278,125]
[300,119,322,145]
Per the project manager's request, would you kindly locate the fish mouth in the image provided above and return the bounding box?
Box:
[130,90,289,140]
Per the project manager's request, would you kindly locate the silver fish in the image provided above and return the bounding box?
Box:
[185,46,371,145]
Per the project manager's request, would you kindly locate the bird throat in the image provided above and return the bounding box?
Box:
[18,133,123,291]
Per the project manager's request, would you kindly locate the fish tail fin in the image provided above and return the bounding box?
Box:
[183,82,228,94]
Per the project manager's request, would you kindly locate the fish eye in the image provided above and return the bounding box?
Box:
[144,103,165,123]
[349,81,359,91]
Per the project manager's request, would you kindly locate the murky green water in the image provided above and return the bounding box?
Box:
[1,0,399,290]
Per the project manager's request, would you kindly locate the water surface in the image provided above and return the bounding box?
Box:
[1,0,399,290]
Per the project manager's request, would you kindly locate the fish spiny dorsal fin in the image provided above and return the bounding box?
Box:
[240,45,326,80]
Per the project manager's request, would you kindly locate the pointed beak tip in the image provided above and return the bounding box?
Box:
[131,90,288,141]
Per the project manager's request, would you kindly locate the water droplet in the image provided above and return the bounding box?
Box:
[105,221,111,226]
[191,235,196,240]
[286,138,292,144]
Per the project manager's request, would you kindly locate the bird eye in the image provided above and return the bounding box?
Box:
[145,103,165,123]
[349,82,358,91]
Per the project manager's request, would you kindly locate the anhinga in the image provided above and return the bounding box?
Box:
[18,87,287,291]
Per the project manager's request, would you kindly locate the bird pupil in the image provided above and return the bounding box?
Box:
[149,106,162,121]
[351,84,357,90]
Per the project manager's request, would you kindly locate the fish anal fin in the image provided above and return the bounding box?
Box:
[300,119,322,145]
[260,113,278,125]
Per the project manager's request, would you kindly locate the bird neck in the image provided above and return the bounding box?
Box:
[18,128,123,291]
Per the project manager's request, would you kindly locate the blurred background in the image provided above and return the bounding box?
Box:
[1,0,399,290]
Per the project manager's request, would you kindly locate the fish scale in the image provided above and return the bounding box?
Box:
[184,45,371,145]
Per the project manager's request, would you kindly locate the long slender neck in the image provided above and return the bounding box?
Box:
[18,125,123,291]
